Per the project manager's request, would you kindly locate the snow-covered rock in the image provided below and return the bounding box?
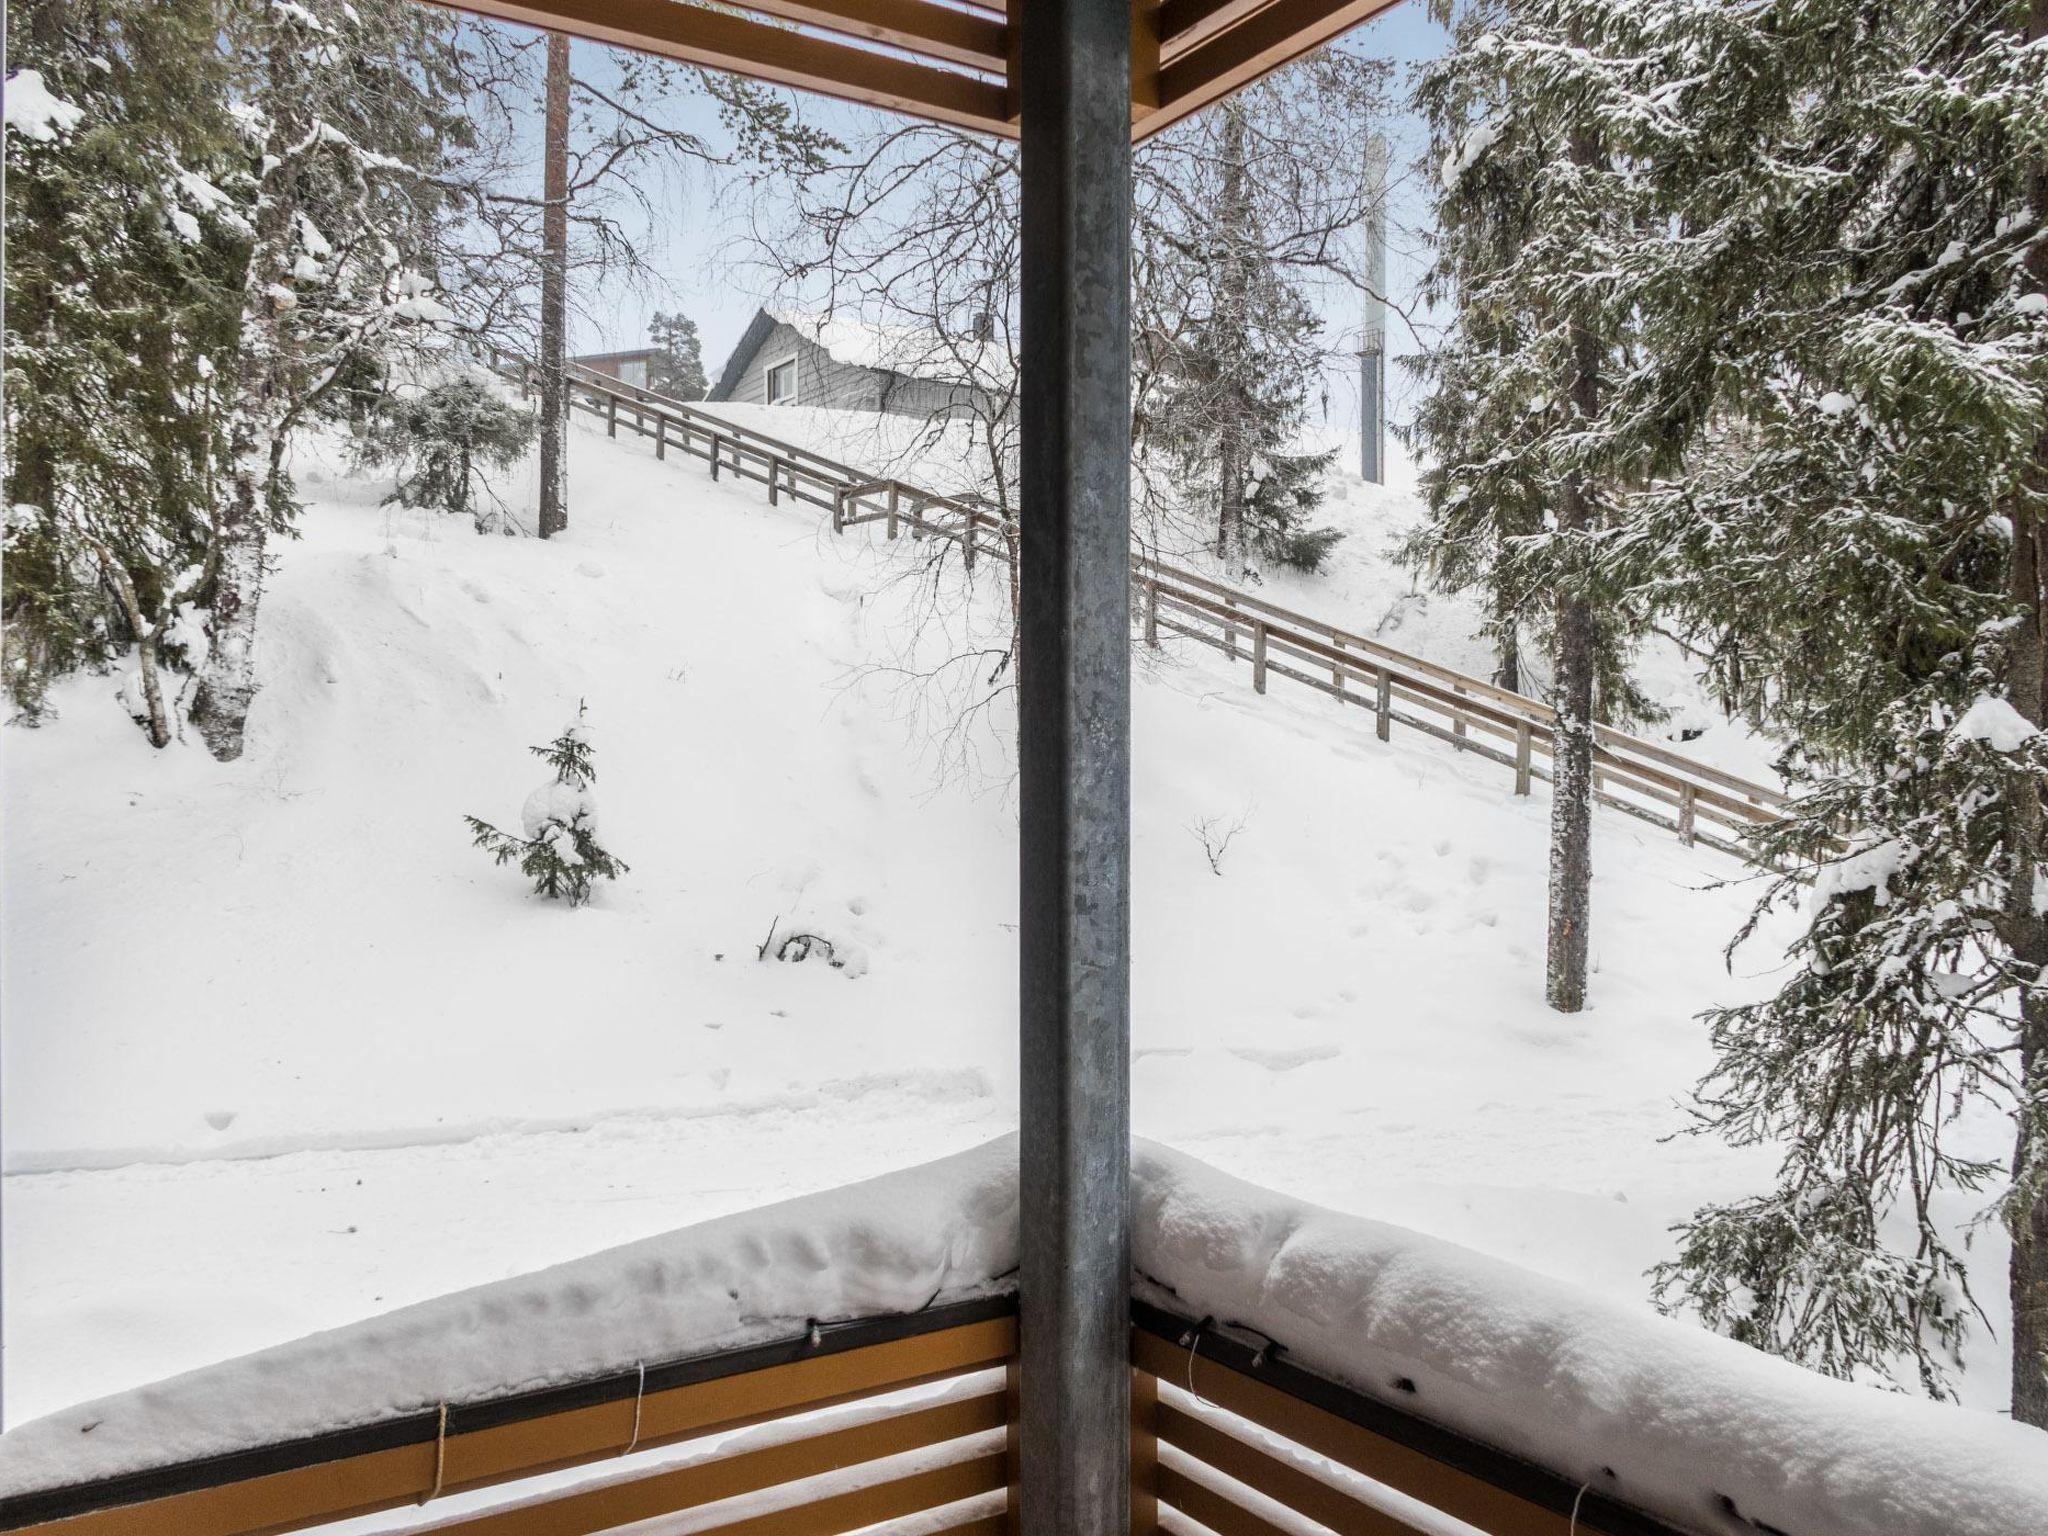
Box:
[4,1140,2043,1536]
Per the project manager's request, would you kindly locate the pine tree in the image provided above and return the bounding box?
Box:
[1469,0,2048,1417]
[649,310,709,399]
[466,705,628,906]
[3,0,242,739]
[1413,0,1663,1014]
[1133,54,1391,576]
[361,377,535,533]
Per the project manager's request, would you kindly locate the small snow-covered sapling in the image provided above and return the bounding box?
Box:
[466,704,628,907]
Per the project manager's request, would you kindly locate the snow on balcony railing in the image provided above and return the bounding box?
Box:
[2,1140,2043,1536]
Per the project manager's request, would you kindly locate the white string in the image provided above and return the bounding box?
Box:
[1568,1479,1591,1535]
[1184,1325,1210,1410]
[418,1402,449,1506]
[621,1361,646,1458]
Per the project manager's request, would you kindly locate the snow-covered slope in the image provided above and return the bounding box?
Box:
[1,404,2011,1429]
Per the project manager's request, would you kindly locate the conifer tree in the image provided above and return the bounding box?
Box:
[467,705,628,906]
[1572,0,2048,1420]
[362,377,534,533]
[649,311,709,399]
[3,0,243,737]
[1133,54,1392,575]
[1413,0,1661,1013]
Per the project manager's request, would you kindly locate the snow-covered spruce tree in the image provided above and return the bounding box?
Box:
[1133,51,1393,576]
[362,377,534,533]
[466,707,628,906]
[191,0,468,761]
[3,1,244,739]
[1530,0,2048,1416]
[1413,1,1664,1012]
[649,310,709,399]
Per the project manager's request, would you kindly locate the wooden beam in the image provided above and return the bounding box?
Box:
[1141,0,1406,138]
[1154,0,1266,61]
[426,0,1014,137]
[732,0,1007,74]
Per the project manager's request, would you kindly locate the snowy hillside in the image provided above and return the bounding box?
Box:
[1,402,2012,1426]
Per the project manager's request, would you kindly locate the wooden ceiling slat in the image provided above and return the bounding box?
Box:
[1143,0,1403,138]
[426,0,1014,135]
[733,0,1007,74]
[1154,0,1267,62]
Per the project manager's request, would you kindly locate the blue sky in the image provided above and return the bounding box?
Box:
[557,2,1450,441]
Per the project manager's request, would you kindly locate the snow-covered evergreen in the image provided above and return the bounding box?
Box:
[467,705,629,906]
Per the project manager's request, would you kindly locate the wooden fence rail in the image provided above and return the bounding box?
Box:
[493,351,1786,859]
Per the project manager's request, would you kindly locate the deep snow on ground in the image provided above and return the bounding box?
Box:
[1,400,2011,1431]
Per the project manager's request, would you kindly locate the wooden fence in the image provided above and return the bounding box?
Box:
[497,352,1788,859]
[0,1296,1701,1536]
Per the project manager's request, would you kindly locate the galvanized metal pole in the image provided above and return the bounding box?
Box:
[1359,134,1389,485]
[1016,0,1131,1529]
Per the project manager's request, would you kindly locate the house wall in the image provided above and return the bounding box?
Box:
[726,320,996,424]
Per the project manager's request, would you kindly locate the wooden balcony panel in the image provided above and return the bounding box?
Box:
[0,1306,1017,1536]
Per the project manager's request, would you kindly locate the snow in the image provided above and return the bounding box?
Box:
[1131,1143,2048,1536]
[520,778,598,840]
[3,70,83,143]
[1953,693,2038,752]
[1815,390,1856,417]
[0,395,2017,1459]
[4,1140,2041,1536]
[0,1138,1016,1498]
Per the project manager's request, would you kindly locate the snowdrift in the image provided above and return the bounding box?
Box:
[4,1139,2041,1536]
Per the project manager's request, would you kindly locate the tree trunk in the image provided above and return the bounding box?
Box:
[190,28,302,762]
[1493,589,1522,694]
[537,32,570,540]
[1213,103,1249,574]
[1545,133,1603,1015]
[2006,0,2048,1430]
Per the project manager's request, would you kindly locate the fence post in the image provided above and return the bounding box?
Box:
[655,414,666,461]
[1224,599,1238,660]
[1679,782,1698,846]
[963,510,978,571]
[833,486,846,534]
[710,434,722,481]
[1144,580,1159,648]
[770,457,782,505]
[1375,671,1392,741]
[1252,622,1268,693]
[1515,722,1533,795]
[887,483,900,539]
[1332,636,1345,691]
[607,395,618,438]
[1452,686,1467,748]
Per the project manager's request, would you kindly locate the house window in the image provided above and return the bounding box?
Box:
[766,357,798,405]
[619,359,647,389]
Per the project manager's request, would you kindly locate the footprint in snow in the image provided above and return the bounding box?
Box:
[202,1109,238,1132]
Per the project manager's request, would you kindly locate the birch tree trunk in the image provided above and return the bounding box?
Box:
[536,31,570,540]
[190,30,304,762]
[2005,0,2048,1430]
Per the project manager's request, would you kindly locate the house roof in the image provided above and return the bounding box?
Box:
[709,306,1008,402]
